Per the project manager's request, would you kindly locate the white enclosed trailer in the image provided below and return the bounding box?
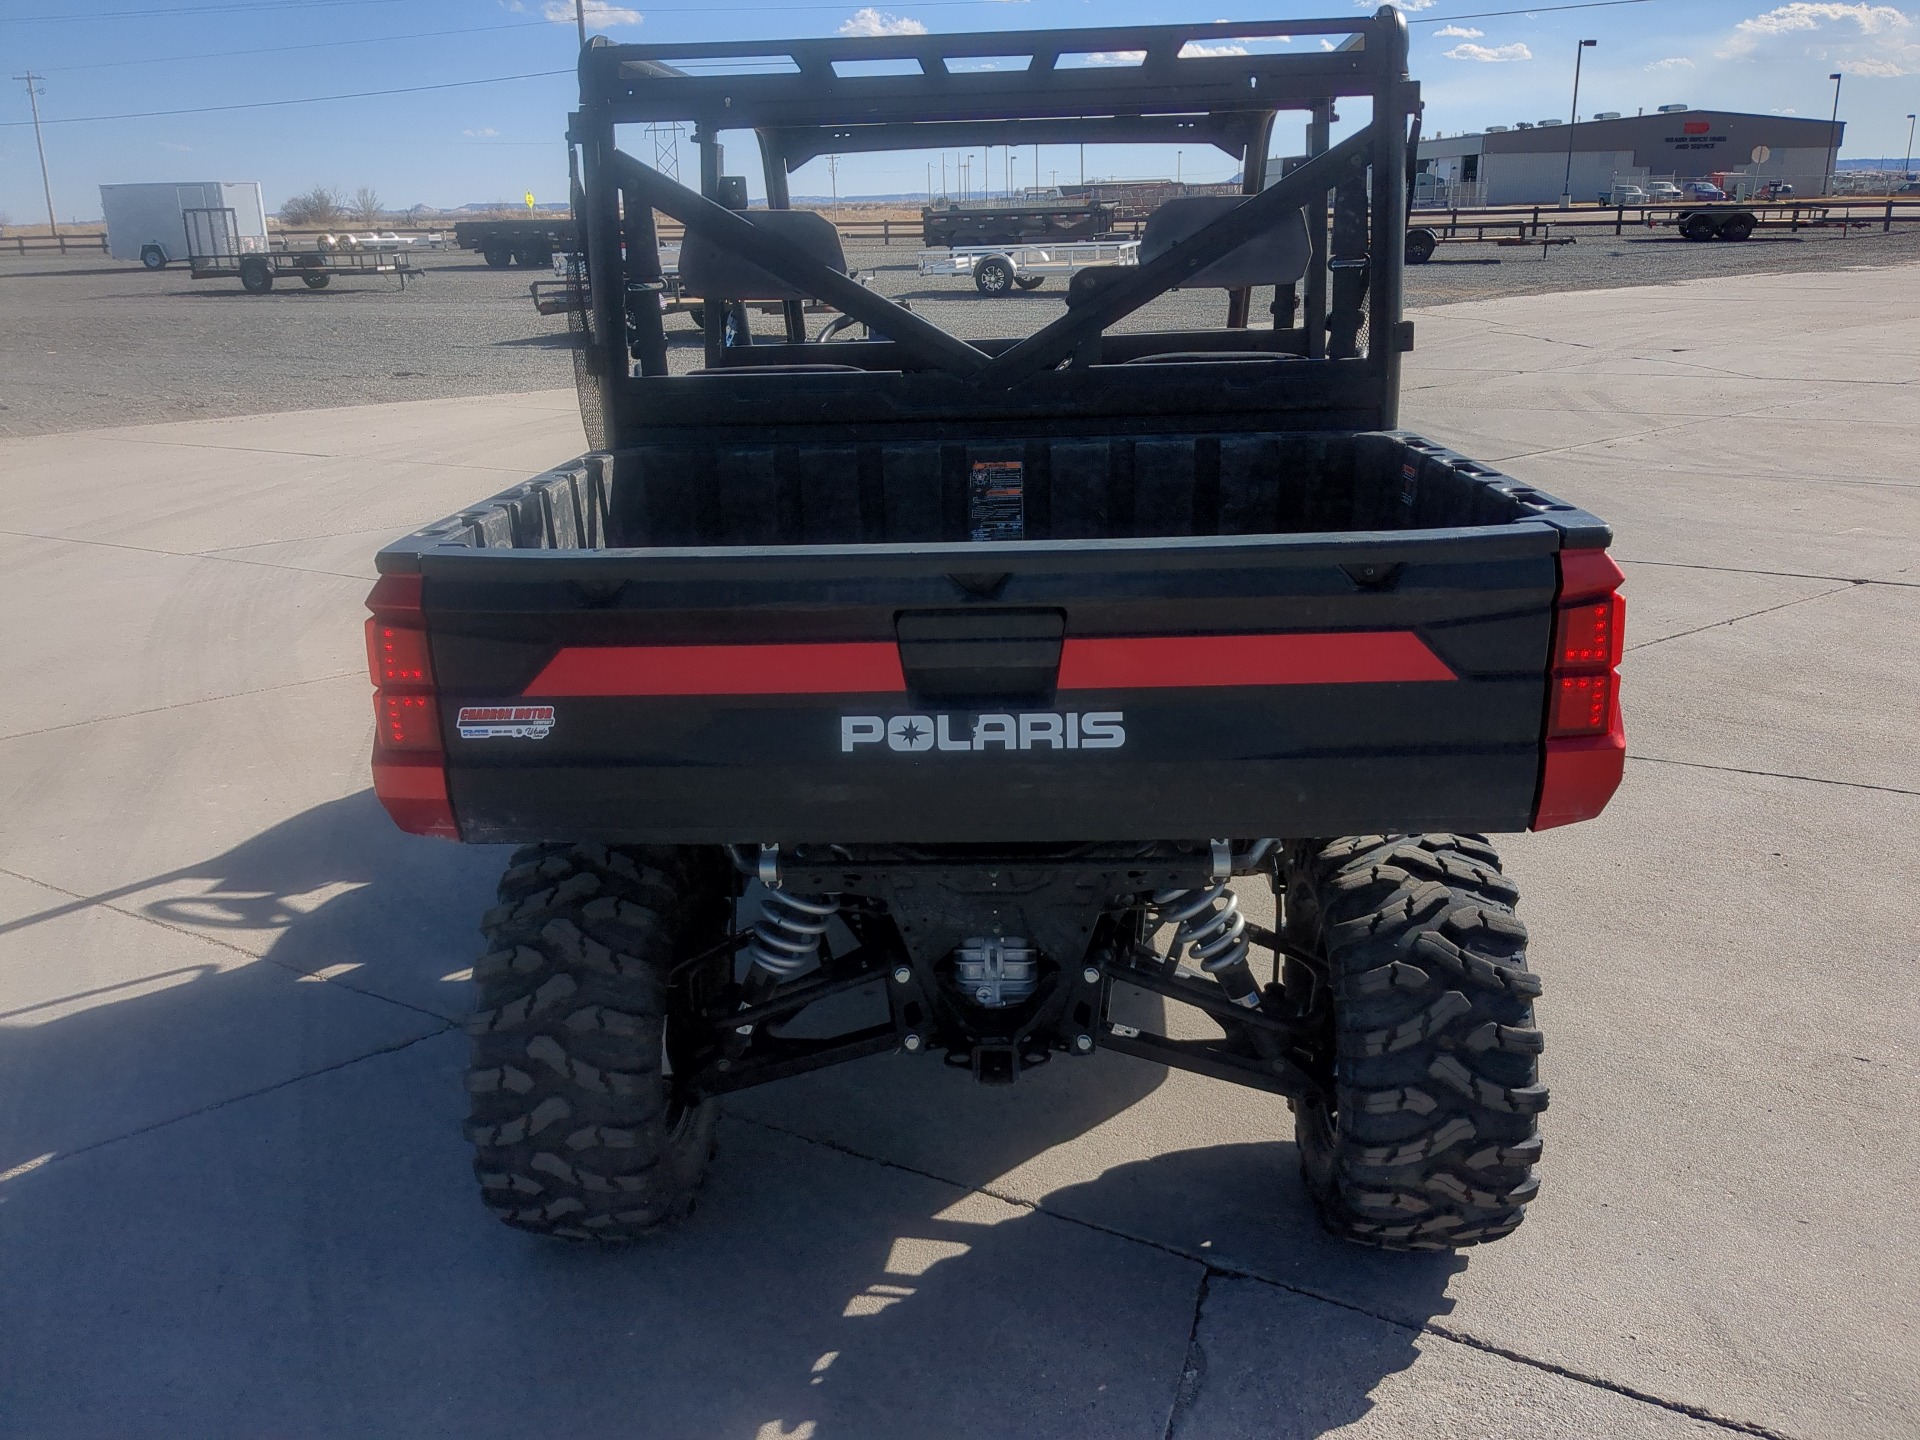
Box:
[100,181,268,268]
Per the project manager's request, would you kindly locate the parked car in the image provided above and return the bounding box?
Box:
[1609,184,1648,205]
[1647,181,1684,202]
[1682,181,1726,202]
[1757,181,1795,199]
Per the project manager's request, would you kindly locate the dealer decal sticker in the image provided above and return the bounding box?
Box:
[842,711,1124,754]
[457,705,556,740]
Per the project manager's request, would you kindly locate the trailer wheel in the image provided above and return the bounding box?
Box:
[1014,274,1046,291]
[517,243,553,268]
[974,257,1015,295]
[1282,834,1546,1250]
[239,258,275,294]
[483,246,513,269]
[1681,213,1720,243]
[1404,228,1438,265]
[302,272,331,290]
[1719,212,1756,242]
[140,245,167,271]
[466,842,732,1242]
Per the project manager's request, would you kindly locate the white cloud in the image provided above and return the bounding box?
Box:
[1771,106,1800,113]
[545,0,640,25]
[1075,49,1147,64]
[1719,3,1913,60]
[1646,56,1696,70]
[463,127,500,137]
[158,141,191,152]
[1444,41,1533,62]
[839,7,927,35]
[1435,25,1484,38]
[1357,0,1434,8]
[1179,41,1250,56]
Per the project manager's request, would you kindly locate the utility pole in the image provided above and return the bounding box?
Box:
[1904,113,1915,182]
[14,72,58,239]
[827,153,839,222]
[1561,39,1596,209]
[573,0,586,48]
[1825,73,1843,196]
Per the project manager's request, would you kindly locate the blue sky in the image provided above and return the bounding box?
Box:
[3,0,1918,221]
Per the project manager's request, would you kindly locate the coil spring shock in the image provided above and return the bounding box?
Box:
[748,889,839,980]
[1152,883,1263,1009]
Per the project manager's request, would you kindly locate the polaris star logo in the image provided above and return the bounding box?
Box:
[457,705,556,740]
[841,711,1125,753]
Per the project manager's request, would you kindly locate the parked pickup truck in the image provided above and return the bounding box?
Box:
[368,8,1625,1251]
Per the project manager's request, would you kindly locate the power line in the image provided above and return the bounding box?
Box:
[0,67,573,126]
[1407,0,1659,21]
[42,19,554,73]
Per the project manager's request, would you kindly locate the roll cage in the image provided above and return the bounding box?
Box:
[566,6,1421,450]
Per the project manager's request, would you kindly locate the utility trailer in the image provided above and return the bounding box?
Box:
[917,238,1141,294]
[921,199,1117,247]
[182,208,418,293]
[453,216,579,269]
[367,7,1626,1251]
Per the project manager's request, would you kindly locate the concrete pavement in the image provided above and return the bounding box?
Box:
[0,266,1915,1439]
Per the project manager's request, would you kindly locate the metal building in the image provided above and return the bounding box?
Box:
[1417,108,1846,205]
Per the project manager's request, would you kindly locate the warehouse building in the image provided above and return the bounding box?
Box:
[1417,108,1845,205]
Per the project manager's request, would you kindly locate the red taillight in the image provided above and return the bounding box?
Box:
[365,571,456,840]
[367,619,433,687]
[377,691,441,750]
[1533,548,1627,830]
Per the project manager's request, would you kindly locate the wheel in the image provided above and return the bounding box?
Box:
[1013,274,1046,291]
[517,243,553,269]
[1404,228,1438,265]
[466,842,732,1242]
[686,304,706,329]
[1718,212,1755,242]
[974,257,1015,295]
[1282,834,1546,1250]
[302,272,330,290]
[239,259,274,294]
[1681,213,1719,243]
[483,246,513,269]
[140,244,167,271]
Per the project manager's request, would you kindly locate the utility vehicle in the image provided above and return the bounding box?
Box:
[367,5,1626,1250]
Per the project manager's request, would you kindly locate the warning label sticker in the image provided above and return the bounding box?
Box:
[969,459,1026,542]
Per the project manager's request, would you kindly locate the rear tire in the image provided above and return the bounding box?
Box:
[302,272,330,290]
[1404,228,1438,265]
[140,244,167,271]
[1013,274,1046,290]
[1719,212,1755,242]
[239,258,274,294]
[1283,834,1546,1250]
[974,257,1014,295]
[483,246,513,269]
[465,842,732,1242]
[1681,213,1719,242]
[517,242,553,268]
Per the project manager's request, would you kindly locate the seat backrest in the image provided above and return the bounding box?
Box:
[679,209,847,301]
[1140,196,1312,290]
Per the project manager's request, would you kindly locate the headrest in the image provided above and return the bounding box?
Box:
[1140,196,1313,291]
[679,209,847,301]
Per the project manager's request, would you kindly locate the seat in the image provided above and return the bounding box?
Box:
[1139,196,1313,290]
[678,209,847,301]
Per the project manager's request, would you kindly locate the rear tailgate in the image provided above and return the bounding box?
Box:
[401,526,1582,844]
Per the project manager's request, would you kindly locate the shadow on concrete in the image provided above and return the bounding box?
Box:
[0,790,1462,1436]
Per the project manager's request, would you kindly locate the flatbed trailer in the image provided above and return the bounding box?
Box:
[917,238,1141,293]
[182,207,417,293]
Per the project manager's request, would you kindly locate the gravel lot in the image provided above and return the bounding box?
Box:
[4,223,1919,437]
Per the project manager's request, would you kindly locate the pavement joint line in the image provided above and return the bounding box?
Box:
[0,669,362,745]
[1624,583,1859,654]
[1617,558,1918,590]
[0,526,373,585]
[0,862,462,1025]
[1160,1268,1211,1440]
[727,1113,1802,1440]
[3,1025,455,1179]
[1625,756,1920,797]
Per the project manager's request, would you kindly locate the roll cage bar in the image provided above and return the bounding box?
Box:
[566,6,1421,448]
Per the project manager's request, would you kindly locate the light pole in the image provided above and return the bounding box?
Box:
[1561,39,1597,209]
[1905,113,1915,182]
[1824,73,1843,196]
[13,73,58,239]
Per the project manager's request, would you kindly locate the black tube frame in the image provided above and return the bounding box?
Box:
[565,6,1419,445]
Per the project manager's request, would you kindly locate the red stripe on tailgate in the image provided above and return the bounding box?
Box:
[525,642,907,697]
[1056,632,1455,690]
